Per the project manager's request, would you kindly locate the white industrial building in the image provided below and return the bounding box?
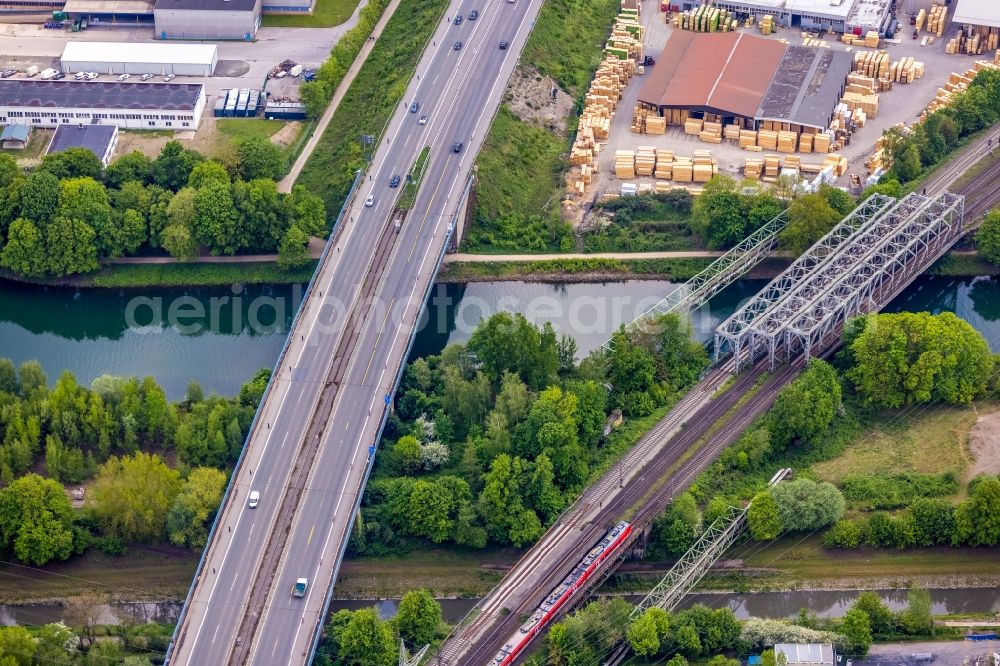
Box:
[953,0,1000,28]
[261,0,314,12]
[154,0,262,41]
[0,80,206,130]
[675,0,892,33]
[60,42,218,76]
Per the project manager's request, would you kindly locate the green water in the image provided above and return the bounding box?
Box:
[1,275,997,399]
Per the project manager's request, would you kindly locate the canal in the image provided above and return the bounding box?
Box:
[1,275,998,399]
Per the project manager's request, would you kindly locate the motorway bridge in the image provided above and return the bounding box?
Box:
[166,0,545,663]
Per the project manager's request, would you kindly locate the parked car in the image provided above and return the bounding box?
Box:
[74,71,86,79]
[499,40,509,49]
[409,101,419,113]
[453,14,462,24]
[389,175,401,188]
[163,73,175,81]
[365,194,375,207]
[52,72,65,80]
[468,9,478,19]
[84,71,98,80]
[453,142,463,153]
[418,115,428,125]
[140,73,154,81]
[453,40,462,50]
[0,69,16,78]
[117,73,130,81]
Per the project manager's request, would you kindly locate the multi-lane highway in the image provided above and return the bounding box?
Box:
[168,0,544,663]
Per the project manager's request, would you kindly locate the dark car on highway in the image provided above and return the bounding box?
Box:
[389,175,401,188]
[409,101,419,113]
[453,41,462,50]
[468,9,478,19]
[499,40,509,49]
[453,14,462,24]
[453,142,463,153]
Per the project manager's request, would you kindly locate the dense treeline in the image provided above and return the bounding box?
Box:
[0,140,325,279]
[0,359,267,565]
[350,310,707,554]
[646,310,999,562]
[313,590,443,666]
[883,68,1000,184]
[0,620,172,665]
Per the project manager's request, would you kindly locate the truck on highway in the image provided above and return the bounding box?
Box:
[292,578,308,597]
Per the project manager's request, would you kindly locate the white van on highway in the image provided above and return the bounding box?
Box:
[248,490,260,508]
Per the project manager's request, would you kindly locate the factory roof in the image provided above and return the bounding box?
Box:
[847,0,892,28]
[62,0,154,13]
[0,80,204,110]
[48,123,117,159]
[756,46,853,129]
[786,0,855,20]
[638,31,786,119]
[953,0,1000,27]
[61,41,218,66]
[154,0,258,11]
[1,125,30,142]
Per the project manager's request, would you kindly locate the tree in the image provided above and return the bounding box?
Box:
[187,160,230,189]
[852,592,894,635]
[19,170,61,225]
[770,479,844,531]
[910,497,956,546]
[391,435,422,473]
[846,312,995,408]
[278,224,312,270]
[90,452,182,542]
[769,359,841,448]
[627,609,661,656]
[84,638,122,665]
[692,176,747,249]
[747,491,782,541]
[286,184,327,237]
[467,312,558,390]
[606,330,658,416]
[237,178,287,251]
[105,150,153,188]
[152,141,203,191]
[0,625,36,666]
[193,180,242,254]
[780,193,841,256]
[649,492,701,558]
[234,136,287,181]
[57,177,115,256]
[976,209,1000,265]
[40,147,103,181]
[167,467,227,549]
[899,586,933,635]
[44,216,99,276]
[336,608,396,666]
[477,454,542,546]
[954,475,1000,546]
[161,222,199,261]
[820,184,856,216]
[840,608,872,657]
[0,218,47,278]
[0,474,74,565]
[395,589,441,646]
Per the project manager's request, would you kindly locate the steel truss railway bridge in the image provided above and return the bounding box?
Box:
[437,190,972,666]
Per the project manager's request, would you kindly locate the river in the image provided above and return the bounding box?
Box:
[2,275,998,399]
[3,587,999,627]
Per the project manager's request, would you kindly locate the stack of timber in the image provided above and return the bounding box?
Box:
[946,26,1000,55]
[685,117,704,135]
[673,156,693,182]
[570,127,598,165]
[922,59,1000,115]
[853,50,890,78]
[663,108,691,126]
[776,130,798,153]
[813,132,831,153]
[654,149,674,179]
[630,106,668,134]
[615,150,636,178]
[672,5,739,32]
[757,129,779,150]
[801,36,829,47]
[700,120,723,143]
[760,14,775,34]
[739,129,758,148]
[763,154,781,178]
[840,91,879,117]
[692,150,717,182]
[746,153,846,179]
[915,7,927,32]
[724,124,741,141]
[799,132,813,153]
[744,157,763,179]
[635,146,657,176]
[926,4,948,37]
[864,30,879,48]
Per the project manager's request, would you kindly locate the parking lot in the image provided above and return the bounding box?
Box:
[861,639,1000,666]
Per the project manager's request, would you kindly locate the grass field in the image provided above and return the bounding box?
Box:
[2,128,51,163]
[0,548,198,605]
[336,550,513,599]
[296,0,448,220]
[810,404,980,487]
[91,262,317,288]
[216,118,288,141]
[261,0,361,27]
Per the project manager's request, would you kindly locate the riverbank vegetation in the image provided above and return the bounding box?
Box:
[0,620,174,665]
[296,0,448,217]
[349,310,707,555]
[437,256,714,282]
[89,261,317,288]
[0,360,269,569]
[0,142,326,281]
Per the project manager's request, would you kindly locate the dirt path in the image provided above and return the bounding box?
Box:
[966,408,1000,481]
[279,0,406,193]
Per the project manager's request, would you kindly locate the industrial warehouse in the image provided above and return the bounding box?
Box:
[153,0,262,41]
[60,41,218,76]
[637,31,854,133]
[670,0,894,34]
[0,80,205,130]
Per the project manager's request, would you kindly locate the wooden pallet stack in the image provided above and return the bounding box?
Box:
[799,132,813,153]
[615,150,636,179]
[864,31,880,48]
[853,50,891,79]
[926,4,948,37]
[757,129,779,150]
[630,105,648,133]
[889,57,924,83]
[654,149,674,179]
[744,157,763,180]
[739,129,758,148]
[915,7,927,32]
[921,60,1000,115]
[760,14,775,35]
[814,132,831,153]
[673,5,739,32]
[693,150,716,182]
[570,127,597,166]
[700,120,723,143]
[841,91,879,117]
[635,146,657,176]
[673,157,694,182]
[684,117,704,135]
[763,154,781,178]
[724,124,741,141]
[946,26,1000,55]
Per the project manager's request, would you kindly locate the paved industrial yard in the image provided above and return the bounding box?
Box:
[593,2,989,198]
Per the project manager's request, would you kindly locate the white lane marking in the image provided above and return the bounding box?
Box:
[211,624,220,644]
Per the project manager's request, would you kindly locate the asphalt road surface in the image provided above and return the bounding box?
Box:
[168,0,543,664]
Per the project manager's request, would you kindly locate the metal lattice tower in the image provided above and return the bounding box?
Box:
[603,207,791,351]
[713,194,895,368]
[400,641,429,666]
[631,468,790,618]
[714,192,964,370]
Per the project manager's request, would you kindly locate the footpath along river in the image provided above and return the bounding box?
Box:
[3,587,999,627]
[1,275,999,398]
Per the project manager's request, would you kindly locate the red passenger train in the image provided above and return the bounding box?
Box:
[491,521,633,666]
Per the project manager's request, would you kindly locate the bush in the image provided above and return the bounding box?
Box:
[839,472,959,510]
[770,479,845,532]
[824,518,864,549]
